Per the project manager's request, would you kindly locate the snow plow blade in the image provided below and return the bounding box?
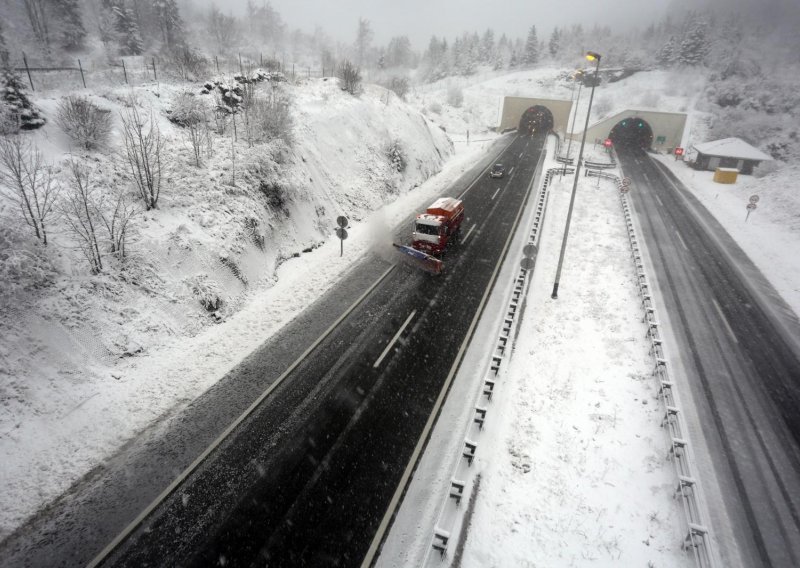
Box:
[393,243,443,275]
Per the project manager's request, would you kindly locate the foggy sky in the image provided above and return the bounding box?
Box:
[193,0,674,48]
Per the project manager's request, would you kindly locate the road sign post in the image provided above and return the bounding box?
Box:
[745,202,757,222]
[336,216,349,256]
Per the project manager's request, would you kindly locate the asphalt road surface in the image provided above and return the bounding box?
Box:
[0,132,546,567]
[619,147,800,568]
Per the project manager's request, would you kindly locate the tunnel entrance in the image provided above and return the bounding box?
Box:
[608,117,654,149]
[518,105,554,135]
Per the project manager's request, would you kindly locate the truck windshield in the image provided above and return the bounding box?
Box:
[416,223,440,236]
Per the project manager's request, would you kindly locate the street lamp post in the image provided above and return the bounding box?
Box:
[562,69,584,175]
[551,51,602,300]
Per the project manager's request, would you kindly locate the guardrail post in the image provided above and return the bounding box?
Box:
[463,440,477,466]
[474,407,487,430]
[449,480,465,505]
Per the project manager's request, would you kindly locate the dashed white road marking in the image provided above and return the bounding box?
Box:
[655,194,664,207]
[712,299,739,344]
[461,224,476,245]
[491,187,502,200]
[675,230,689,251]
[373,310,417,368]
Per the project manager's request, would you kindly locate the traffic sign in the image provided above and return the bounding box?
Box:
[621,177,631,186]
[335,225,348,257]
[522,244,537,257]
[620,185,630,193]
[674,147,684,156]
[520,257,536,270]
[335,227,348,239]
[749,194,760,204]
[746,203,757,211]
[337,215,349,228]
[603,138,613,148]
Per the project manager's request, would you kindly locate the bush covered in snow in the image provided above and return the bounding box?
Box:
[55,96,113,151]
[385,139,407,173]
[337,60,362,95]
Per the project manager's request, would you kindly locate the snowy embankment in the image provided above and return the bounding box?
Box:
[653,157,800,319]
[0,77,459,538]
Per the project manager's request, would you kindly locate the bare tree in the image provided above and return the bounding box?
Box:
[119,103,165,210]
[337,59,362,95]
[23,0,51,49]
[100,187,137,262]
[56,96,112,151]
[61,160,103,273]
[0,136,59,245]
[207,5,237,54]
[171,91,210,167]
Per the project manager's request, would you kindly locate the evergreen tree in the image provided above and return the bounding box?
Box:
[1,68,46,130]
[355,18,373,67]
[114,5,144,55]
[480,29,495,64]
[549,27,560,58]
[524,25,539,65]
[656,35,677,67]
[679,21,711,66]
[54,0,87,50]
[153,0,184,49]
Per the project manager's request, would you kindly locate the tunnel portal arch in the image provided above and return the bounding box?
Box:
[518,105,554,135]
[609,117,654,149]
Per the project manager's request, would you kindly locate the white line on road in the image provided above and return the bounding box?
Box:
[461,224,476,245]
[518,151,524,158]
[712,299,739,344]
[643,172,651,183]
[675,230,689,251]
[87,264,398,568]
[373,310,417,368]
[655,194,664,207]
[491,187,502,200]
[508,167,515,176]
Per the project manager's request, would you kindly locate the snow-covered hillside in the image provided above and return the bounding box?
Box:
[0,75,452,537]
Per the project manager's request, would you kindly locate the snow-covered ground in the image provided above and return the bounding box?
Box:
[2,65,799,565]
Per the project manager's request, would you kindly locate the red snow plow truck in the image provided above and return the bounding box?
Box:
[393,197,464,275]
[411,197,464,255]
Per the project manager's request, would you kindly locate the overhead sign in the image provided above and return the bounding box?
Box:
[656,135,667,144]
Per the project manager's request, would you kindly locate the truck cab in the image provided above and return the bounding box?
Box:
[412,197,464,255]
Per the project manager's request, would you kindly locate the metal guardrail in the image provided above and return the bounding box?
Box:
[419,160,555,566]
[611,173,717,568]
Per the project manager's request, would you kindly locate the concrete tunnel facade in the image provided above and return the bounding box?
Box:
[498,96,687,151]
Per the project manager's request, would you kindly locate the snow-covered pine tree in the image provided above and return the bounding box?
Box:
[549,27,560,58]
[53,0,87,50]
[480,29,495,64]
[114,5,144,55]
[524,25,539,65]
[656,35,677,68]
[679,21,711,66]
[153,0,185,49]
[1,68,45,130]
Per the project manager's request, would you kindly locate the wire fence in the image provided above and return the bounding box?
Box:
[10,51,331,94]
